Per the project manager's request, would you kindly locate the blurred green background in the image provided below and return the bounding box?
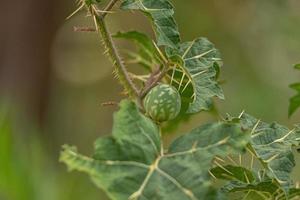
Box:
[0,0,300,199]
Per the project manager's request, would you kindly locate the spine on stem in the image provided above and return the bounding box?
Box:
[88,4,139,99]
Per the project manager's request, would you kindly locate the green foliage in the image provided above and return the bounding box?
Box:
[60,100,250,200]
[238,113,300,191]
[288,64,300,117]
[116,1,224,115]
[212,164,300,200]
[61,0,300,199]
[120,0,180,48]
[211,113,300,199]
[143,84,181,122]
[166,38,224,113]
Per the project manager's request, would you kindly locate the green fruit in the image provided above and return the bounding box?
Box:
[143,84,181,122]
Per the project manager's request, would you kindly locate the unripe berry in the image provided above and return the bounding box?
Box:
[143,84,181,122]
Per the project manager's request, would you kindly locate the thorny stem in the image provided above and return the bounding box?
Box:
[81,0,170,109]
[86,2,140,100]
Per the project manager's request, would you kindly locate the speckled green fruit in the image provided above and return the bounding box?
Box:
[143,84,181,122]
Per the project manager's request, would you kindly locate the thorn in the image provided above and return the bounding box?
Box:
[250,153,254,171]
[239,154,242,166]
[101,101,118,106]
[92,15,99,31]
[152,41,168,64]
[66,3,85,20]
[244,171,250,184]
[208,170,217,180]
[214,161,234,175]
[251,120,261,135]
[73,26,96,32]
[94,8,115,15]
[178,73,185,91]
[238,110,245,118]
[181,79,191,94]
[75,0,82,6]
[170,66,176,85]
[119,91,128,97]
[227,155,238,165]
[257,171,261,181]
[215,156,225,163]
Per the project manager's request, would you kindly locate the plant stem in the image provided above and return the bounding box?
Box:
[88,4,140,99]
[142,66,161,90]
[140,66,169,98]
[140,44,171,98]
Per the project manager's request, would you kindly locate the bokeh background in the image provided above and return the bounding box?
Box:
[0,0,300,199]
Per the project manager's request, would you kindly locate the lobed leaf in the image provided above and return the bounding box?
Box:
[60,100,250,200]
[166,37,224,113]
[237,113,300,192]
[120,0,181,48]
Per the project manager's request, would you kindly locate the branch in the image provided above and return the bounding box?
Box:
[140,66,169,98]
[87,4,139,99]
[143,66,161,90]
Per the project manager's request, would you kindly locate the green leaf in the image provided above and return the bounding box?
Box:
[222,180,279,200]
[289,94,300,117]
[287,188,300,200]
[60,100,250,200]
[222,180,300,200]
[120,0,181,48]
[166,37,224,113]
[288,64,300,117]
[94,100,161,164]
[238,113,300,191]
[113,31,160,70]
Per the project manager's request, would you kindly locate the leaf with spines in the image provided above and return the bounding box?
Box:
[222,180,300,200]
[212,164,300,199]
[289,63,300,117]
[166,37,224,114]
[211,164,277,198]
[120,0,181,48]
[236,113,300,192]
[222,180,280,200]
[60,100,250,200]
